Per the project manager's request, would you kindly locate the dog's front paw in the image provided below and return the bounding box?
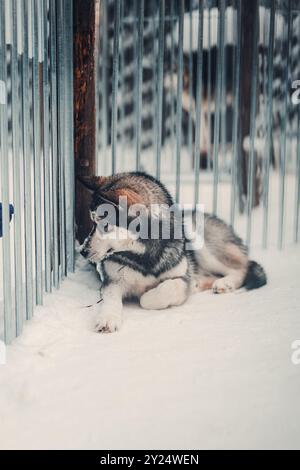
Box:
[95,312,123,333]
[212,277,235,294]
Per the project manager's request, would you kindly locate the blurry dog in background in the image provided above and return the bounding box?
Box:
[79,172,266,333]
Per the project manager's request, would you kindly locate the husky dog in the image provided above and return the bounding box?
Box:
[79,172,266,333]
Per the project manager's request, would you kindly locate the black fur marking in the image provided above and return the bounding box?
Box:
[244,261,267,290]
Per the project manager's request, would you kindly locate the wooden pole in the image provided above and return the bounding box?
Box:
[73,0,96,243]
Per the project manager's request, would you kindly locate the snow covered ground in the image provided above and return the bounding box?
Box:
[0,245,300,450]
[1,152,300,449]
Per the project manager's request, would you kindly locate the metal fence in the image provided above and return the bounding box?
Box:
[0,0,74,344]
[96,0,300,250]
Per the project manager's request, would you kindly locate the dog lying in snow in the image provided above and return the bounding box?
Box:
[79,172,266,333]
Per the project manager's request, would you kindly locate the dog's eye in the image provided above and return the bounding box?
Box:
[104,223,114,233]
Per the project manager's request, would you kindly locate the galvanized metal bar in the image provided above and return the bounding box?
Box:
[56,0,66,278]
[155,0,165,180]
[230,0,242,227]
[41,0,52,291]
[212,0,225,214]
[221,3,227,167]
[246,1,259,247]
[295,105,300,243]
[151,0,158,170]
[262,0,276,248]
[207,6,212,172]
[188,0,194,162]
[111,0,121,174]
[119,0,125,170]
[135,0,144,170]
[101,0,108,175]
[49,0,59,288]
[175,0,184,203]
[132,0,138,169]
[32,0,43,303]
[0,0,13,343]
[21,0,34,319]
[169,0,175,158]
[278,0,292,249]
[64,0,75,273]
[293,3,300,241]
[10,0,24,336]
[193,0,204,206]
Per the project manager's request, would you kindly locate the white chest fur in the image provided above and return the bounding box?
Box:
[103,260,159,298]
[103,256,188,299]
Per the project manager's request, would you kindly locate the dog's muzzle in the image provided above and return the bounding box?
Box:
[80,247,90,259]
[79,238,91,259]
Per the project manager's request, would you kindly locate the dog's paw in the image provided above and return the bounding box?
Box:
[95,312,122,333]
[212,277,235,294]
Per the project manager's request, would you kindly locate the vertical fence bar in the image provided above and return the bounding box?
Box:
[28,0,34,300]
[0,0,13,342]
[230,0,241,227]
[64,0,75,272]
[101,0,108,175]
[212,0,225,214]
[49,0,59,287]
[278,0,292,249]
[175,0,184,202]
[262,0,275,248]
[207,6,212,172]
[169,0,175,158]
[57,0,66,278]
[32,0,43,303]
[151,0,158,170]
[293,7,300,244]
[135,0,144,170]
[119,0,125,170]
[132,0,138,168]
[42,0,52,291]
[111,0,121,174]
[246,1,259,247]
[155,0,165,179]
[188,0,194,161]
[21,0,34,318]
[10,0,24,335]
[295,105,300,243]
[193,0,204,206]
[221,2,227,166]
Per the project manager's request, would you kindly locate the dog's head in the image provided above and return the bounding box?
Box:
[78,172,174,263]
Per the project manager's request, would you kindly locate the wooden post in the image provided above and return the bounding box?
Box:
[238,0,259,212]
[73,0,96,243]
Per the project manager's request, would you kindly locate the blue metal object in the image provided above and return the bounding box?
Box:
[0,204,14,238]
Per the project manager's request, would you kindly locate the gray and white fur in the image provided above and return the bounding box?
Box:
[79,172,267,333]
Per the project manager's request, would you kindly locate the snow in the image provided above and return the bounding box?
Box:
[1,147,300,449]
[0,246,300,450]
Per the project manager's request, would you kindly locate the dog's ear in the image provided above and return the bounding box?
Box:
[77,176,106,192]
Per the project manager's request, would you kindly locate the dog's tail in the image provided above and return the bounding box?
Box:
[243,261,267,290]
[244,261,267,290]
